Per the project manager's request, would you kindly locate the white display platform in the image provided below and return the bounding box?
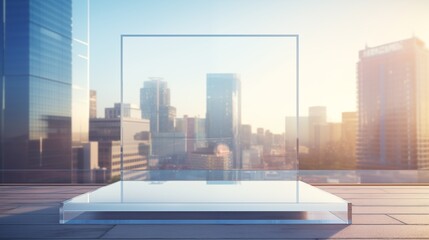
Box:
[60,180,351,224]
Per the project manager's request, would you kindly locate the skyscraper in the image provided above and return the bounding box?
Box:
[140,78,176,133]
[357,38,429,169]
[0,0,89,183]
[1,0,73,183]
[206,73,241,168]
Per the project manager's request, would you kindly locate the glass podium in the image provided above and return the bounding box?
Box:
[61,34,351,224]
[61,171,351,224]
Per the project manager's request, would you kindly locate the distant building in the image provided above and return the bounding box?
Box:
[264,130,273,154]
[90,90,97,119]
[89,118,150,181]
[105,103,141,119]
[176,115,206,154]
[357,38,429,169]
[251,133,258,146]
[159,106,176,132]
[140,78,176,133]
[78,142,99,183]
[256,128,265,146]
[308,106,327,149]
[328,123,342,143]
[206,73,241,168]
[151,132,186,160]
[188,144,232,170]
[272,133,285,147]
[242,147,262,169]
[240,124,252,150]
[285,116,309,147]
[313,122,342,150]
[342,112,357,158]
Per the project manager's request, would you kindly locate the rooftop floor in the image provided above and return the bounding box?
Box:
[0,184,428,239]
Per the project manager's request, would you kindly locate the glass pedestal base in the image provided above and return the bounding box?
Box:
[60,180,351,224]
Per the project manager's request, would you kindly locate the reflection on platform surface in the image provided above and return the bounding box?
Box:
[61,180,351,224]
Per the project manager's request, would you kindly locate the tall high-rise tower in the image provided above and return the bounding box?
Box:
[206,73,241,168]
[1,0,74,182]
[357,38,429,169]
[140,78,176,133]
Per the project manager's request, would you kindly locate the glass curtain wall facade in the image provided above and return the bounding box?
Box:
[0,0,4,178]
[1,0,73,183]
[206,73,241,168]
[140,79,176,133]
[357,38,429,170]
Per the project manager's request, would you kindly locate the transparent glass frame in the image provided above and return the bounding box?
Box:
[120,34,300,178]
[60,34,352,224]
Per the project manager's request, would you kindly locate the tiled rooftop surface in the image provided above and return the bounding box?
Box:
[0,184,428,239]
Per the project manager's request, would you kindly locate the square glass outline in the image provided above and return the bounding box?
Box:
[120,34,300,180]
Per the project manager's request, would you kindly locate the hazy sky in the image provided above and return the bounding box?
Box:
[89,0,429,133]
[122,36,296,133]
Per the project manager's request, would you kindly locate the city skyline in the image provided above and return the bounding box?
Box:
[1,0,428,185]
[121,35,295,133]
[90,0,429,130]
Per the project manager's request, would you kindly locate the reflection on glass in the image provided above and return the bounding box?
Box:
[119,35,298,183]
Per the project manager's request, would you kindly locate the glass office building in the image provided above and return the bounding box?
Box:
[357,38,429,170]
[140,79,176,133]
[206,73,241,168]
[1,0,74,182]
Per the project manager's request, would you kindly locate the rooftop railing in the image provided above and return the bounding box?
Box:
[1,169,428,184]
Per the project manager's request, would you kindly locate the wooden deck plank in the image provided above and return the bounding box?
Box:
[316,188,388,194]
[0,199,72,204]
[382,188,429,194]
[0,225,113,239]
[389,214,429,225]
[345,198,429,206]
[327,193,429,199]
[0,214,59,224]
[353,206,429,214]
[1,206,60,215]
[349,214,403,224]
[101,224,429,239]
[319,186,429,189]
